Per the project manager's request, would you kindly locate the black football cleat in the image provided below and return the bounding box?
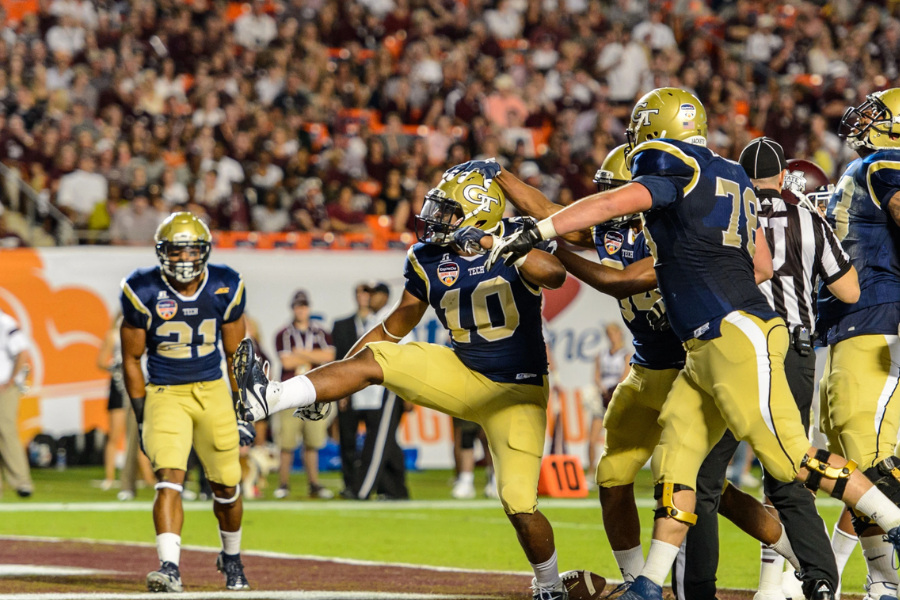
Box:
[216,552,250,591]
[146,561,183,593]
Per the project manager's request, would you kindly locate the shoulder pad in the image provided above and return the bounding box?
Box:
[630,140,701,195]
[863,154,900,208]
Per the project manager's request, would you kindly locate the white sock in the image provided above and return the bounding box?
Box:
[530,550,561,589]
[156,533,181,566]
[758,545,784,594]
[831,523,857,578]
[641,540,680,586]
[459,471,474,486]
[220,528,242,556]
[770,525,801,571]
[268,375,316,413]
[854,486,900,532]
[612,546,644,581]
[861,534,899,595]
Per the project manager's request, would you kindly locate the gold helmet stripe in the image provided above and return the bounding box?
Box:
[865,160,900,209]
[223,278,246,322]
[120,280,152,330]
[406,246,430,298]
[629,140,701,196]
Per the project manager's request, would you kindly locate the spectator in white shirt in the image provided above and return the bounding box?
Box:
[194,169,229,207]
[57,154,108,225]
[234,0,278,50]
[250,151,284,191]
[484,0,523,40]
[632,11,676,50]
[744,14,782,64]
[192,93,225,128]
[46,51,75,91]
[252,189,289,232]
[45,14,86,55]
[110,195,163,245]
[596,28,649,103]
[201,143,245,200]
[50,0,97,29]
[161,168,189,206]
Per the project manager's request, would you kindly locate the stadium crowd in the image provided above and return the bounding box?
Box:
[0,0,890,245]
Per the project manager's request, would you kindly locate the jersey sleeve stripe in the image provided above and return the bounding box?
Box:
[865,160,900,209]
[406,247,430,298]
[631,140,701,196]
[223,278,245,321]
[121,280,152,329]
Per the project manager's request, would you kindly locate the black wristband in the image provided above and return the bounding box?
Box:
[130,396,146,423]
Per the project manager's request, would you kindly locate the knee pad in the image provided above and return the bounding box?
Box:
[653,482,697,526]
[801,449,857,500]
[500,483,537,516]
[213,484,241,505]
[155,482,184,494]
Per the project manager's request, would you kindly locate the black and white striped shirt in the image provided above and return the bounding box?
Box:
[756,189,851,330]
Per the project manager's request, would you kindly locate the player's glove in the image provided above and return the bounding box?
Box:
[450,226,491,255]
[442,158,501,187]
[130,395,146,454]
[486,226,543,271]
[293,402,333,422]
[237,420,256,447]
[647,296,671,332]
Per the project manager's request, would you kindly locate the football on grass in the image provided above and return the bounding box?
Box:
[560,570,606,599]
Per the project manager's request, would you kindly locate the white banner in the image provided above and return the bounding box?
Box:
[1,247,626,469]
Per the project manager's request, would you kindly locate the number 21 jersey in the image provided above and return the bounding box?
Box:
[120,264,246,385]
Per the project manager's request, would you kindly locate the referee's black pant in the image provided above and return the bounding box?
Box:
[673,346,837,600]
[353,390,409,500]
[337,402,362,493]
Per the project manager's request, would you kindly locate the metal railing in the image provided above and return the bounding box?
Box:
[0,162,75,246]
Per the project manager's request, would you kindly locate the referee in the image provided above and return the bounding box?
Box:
[674,138,859,600]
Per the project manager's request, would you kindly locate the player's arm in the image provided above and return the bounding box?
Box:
[538,183,654,240]
[120,321,147,416]
[221,318,246,392]
[753,226,773,284]
[346,290,429,357]
[554,248,657,299]
[888,191,900,228]
[496,168,595,248]
[827,266,860,304]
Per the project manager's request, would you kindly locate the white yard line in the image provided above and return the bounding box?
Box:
[0,592,496,600]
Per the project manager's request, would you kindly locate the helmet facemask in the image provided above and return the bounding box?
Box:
[156,241,211,283]
[594,169,637,228]
[415,188,465,244]
[839,95,897,150]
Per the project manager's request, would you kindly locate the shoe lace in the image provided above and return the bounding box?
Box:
[884,530,900,570]
[261,359,271,379]
[222,557,246,580]
[160,562,180,578]
[602,580,633,598]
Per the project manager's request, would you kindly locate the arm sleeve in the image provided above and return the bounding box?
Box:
[630,143,698,210]
[403,248,429,302]
[120,280,151,330]
[814,212,852,285]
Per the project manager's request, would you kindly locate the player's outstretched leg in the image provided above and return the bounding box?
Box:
[147,469,186,593]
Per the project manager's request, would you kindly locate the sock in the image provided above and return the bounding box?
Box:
[854,486,900,532]
[770,525,801,571]
[219,528,242,557]
[156,533,181,566]
[831,524,857,582]
[861,534,899,595]
[612,546,644,581]
[758,545,784,594]
[459,471,474,486]
[530,550,561,589]
[641,540,680,586]
[268,375,316,413]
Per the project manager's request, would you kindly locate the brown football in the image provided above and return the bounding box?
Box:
[560,570,606,600]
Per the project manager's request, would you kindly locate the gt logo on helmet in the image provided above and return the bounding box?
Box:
[632,103,659,127]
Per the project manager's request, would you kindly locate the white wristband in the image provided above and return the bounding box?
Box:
[513,254,528,268]
[382,321,403,341]
[537,218,558,240]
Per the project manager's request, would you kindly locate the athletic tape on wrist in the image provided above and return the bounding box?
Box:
[537,218,558,241]
[214,484,241,504]
[155,482,184,493]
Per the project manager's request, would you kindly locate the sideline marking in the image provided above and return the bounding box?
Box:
[0,496,845,513]
[0,566,117,577]
[0,535,533,577]
[0,593,493,600]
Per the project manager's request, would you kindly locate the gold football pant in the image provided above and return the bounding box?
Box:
[143,378,241,486]
[652,312,811,487]
[819,334,900,471]
[596,365,680,487]
[368,341,548,514]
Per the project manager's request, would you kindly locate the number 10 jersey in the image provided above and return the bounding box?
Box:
[403,218,549,386]
[120,264,246,385]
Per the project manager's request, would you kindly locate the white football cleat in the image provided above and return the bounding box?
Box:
[753,592,787,600]
[781,569,804,600]
[451,479,476,499]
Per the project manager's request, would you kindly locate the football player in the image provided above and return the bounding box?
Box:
[120,212,253,592]
[234,172,604,600]
[486,87,900,600]
[815,89,900,600]
[489,149,810,588]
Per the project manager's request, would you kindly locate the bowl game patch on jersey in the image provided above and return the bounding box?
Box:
[156,299,177,320]
[438,261,459,286]
[604,231,624,254]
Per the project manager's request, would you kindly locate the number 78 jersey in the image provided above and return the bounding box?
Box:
[403,219,549,386]
[120,264,246,385]
[631,139,777,342]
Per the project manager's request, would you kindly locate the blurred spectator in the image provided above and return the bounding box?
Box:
[327,186,368,232]
[110,195,163,246]
[46,14,85,55]
[252,189,289,232]
[57,154,108,226]
[234,0,278,50]
[0,308,33,497]
[0,206,26,248]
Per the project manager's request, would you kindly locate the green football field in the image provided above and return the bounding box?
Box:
[0,466,870,594]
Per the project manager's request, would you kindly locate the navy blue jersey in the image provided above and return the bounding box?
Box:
[592,223,685,369]
[404,218,549,385]
[817,151,900,344]
[120,264,246,385]
[631,139,777,342]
